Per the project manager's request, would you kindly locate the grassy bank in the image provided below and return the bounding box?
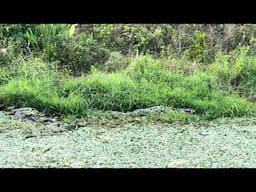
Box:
[0,55,255,121]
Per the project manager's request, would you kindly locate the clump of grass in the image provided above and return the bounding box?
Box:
[188,95,253,120]
[160,56,204,75]
[81,72,139,112]
[0,58,87,116]
[126,55,166,82]
[100,51,130,72]
[0,78,88,116]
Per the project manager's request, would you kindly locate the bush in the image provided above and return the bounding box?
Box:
[126,55,166,82]
[0,40,24,68]
[160,57,204,75]
[208,46,256,96]
[54,33,110,76]
[100,51,130,72]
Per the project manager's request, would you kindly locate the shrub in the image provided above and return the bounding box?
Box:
[208,46,256,96]
[126,55,166,82]
[100,51,130,72]
[54,33,110,76]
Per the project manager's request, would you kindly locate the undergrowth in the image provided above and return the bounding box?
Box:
[0,55,255,121]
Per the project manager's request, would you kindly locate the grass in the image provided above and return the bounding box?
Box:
[0,58,87,116]
[0,55,255,122]
[207,47,256,96]
[0,78,88,116]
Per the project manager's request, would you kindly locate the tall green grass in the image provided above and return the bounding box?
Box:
[58,55,254,119]
[0,58,87,116]
[208,47,256,96]
[0,55,254,120]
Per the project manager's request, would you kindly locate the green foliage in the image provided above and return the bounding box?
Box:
[54,33,110,75]
[0,24,78,62]
[77,24,256,63]
[81,72,139,112]
[51,57,253,119]
[100,52,130,72]
[188,31,208,62]
[0,56,24,87]
[0,38,24,67]
[0,56,254,120]
[1,24,256,122]
[23,24,73,59]
[0,67,12,85]
[126,55,166,82]
[0,58,87,116]
[3,24,256,71]
[207,46,256,96]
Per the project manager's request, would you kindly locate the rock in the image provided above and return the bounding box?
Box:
[45,122,60,126]
[123,106,195,117]
[12,107,40,121]
[11,107,61,127]
[39,117,50,123]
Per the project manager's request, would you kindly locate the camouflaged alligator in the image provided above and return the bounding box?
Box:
[126,105,195,117]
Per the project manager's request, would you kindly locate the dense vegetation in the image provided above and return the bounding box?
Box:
[1,24,256,121]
